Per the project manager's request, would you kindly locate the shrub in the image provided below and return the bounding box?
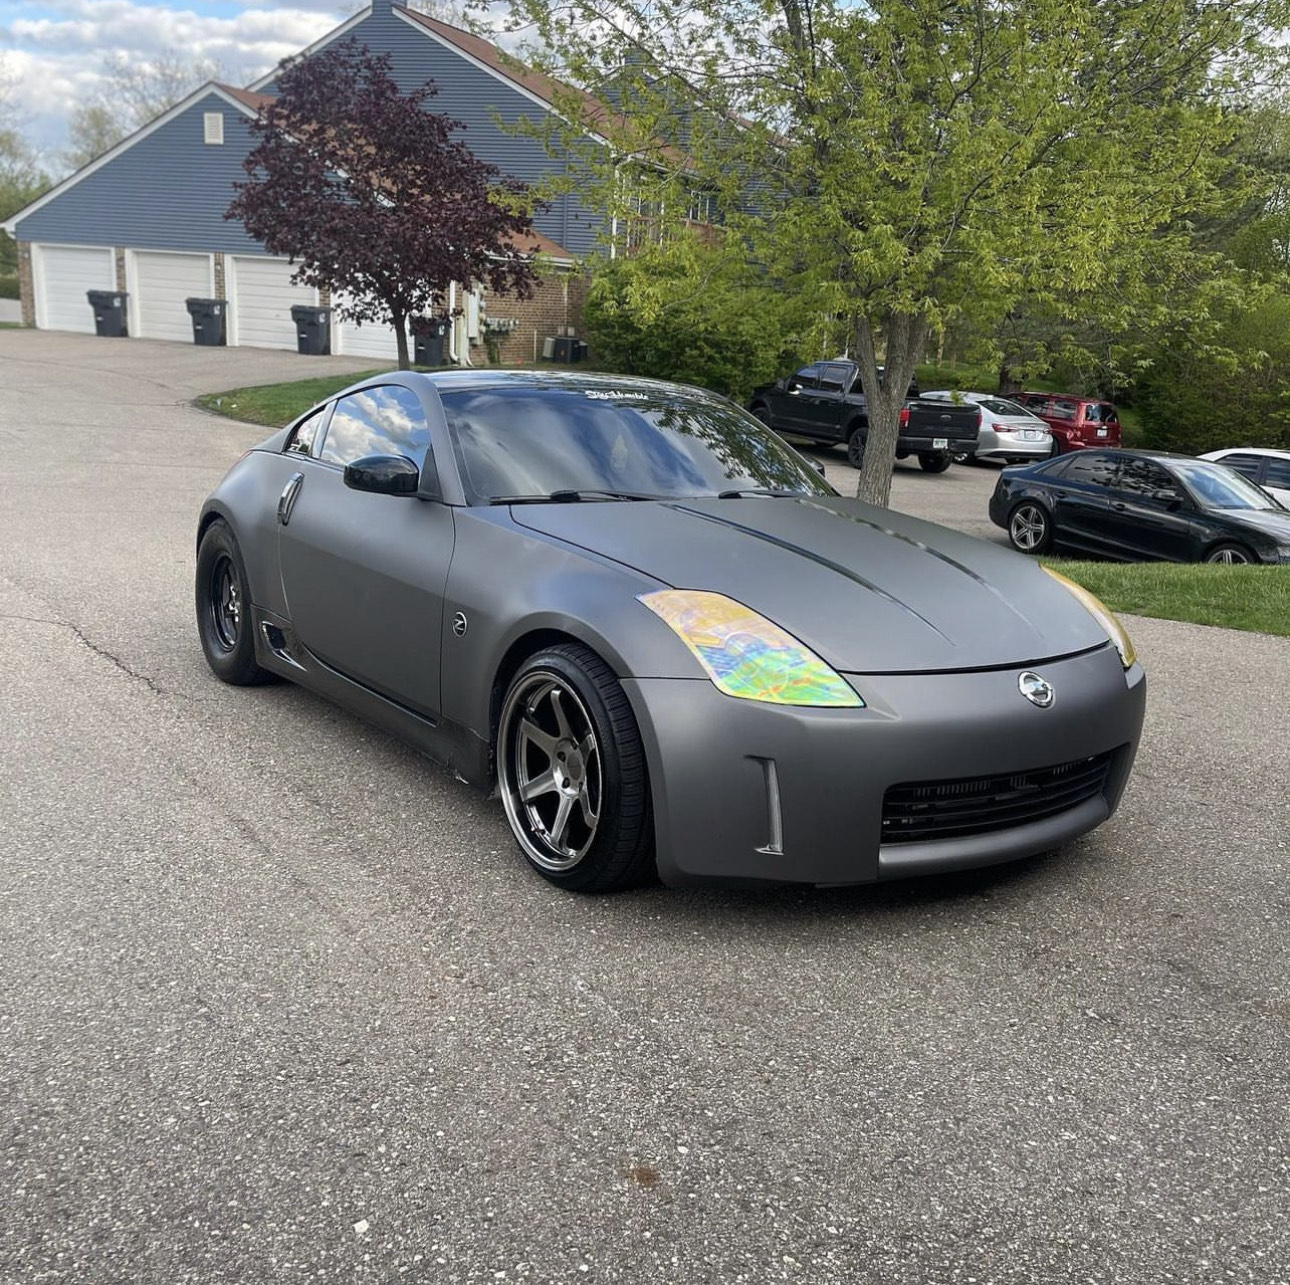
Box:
[0,274,19,300]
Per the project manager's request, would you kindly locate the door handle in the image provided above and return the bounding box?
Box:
[1111,502,1127,511]
[278,472,304,526]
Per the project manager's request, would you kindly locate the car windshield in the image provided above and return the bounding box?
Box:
[442,386,837,503]
[1171,460,1283,510]
[979,398,1036,417]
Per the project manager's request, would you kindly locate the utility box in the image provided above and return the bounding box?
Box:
[87,290,128,338]
[542,335,586,363]
[290,305,331,356]
[185,297,227,347]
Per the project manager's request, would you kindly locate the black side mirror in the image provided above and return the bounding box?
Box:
[802,453,826,476]
[344,454,420,495]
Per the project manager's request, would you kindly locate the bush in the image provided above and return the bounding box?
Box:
[582,239,805,402]
[0,274,19,300]
[1135,294,1290,454]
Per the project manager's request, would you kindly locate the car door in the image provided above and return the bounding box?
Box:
[1104,457,1197,561]
[276,383,455,719]
[769,364,822,433]
[1048,452,1118,553]
[793,362,853,441]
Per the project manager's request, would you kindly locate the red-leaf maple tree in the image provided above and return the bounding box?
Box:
[227,39,543,368]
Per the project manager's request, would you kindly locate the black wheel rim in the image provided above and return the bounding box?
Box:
[499,673,602,871]
[848,435,864,468]
[209,555,241,651]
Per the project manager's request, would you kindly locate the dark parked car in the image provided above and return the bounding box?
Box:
[197,370,1145,893]
[990,449,1290,563]
[749,360,979,472]
[1012,392,1122,454]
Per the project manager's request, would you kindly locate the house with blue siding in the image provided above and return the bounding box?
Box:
[2,0,604,362]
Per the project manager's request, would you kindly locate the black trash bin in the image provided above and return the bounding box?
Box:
[87,290,128,338]
[290,305,331,356]
[412,318,449,367]
[185,297,227,346]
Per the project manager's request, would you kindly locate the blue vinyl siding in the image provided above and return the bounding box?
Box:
[262,9,603,255]
[16,93,265,254]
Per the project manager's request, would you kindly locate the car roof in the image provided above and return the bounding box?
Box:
[1021,391,1116,406]
[1201,447,1290,462]
[923,390,1031,404]
[404,369,720,398]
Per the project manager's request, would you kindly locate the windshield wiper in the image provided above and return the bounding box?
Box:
[717,487,805,499]
[489,489,663,505]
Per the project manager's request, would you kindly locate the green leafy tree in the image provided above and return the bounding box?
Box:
[499,0,1289,505]
[0,53,50,286]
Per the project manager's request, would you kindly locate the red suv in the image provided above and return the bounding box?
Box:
[1013,393,1122,454]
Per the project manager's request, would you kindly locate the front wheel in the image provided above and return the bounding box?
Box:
[1204,543,1255,565]
[195,519,275,685]
[846,428,866,470]
[918,452,953,473]
[497,643,655,892]
[1008,501,1053,555]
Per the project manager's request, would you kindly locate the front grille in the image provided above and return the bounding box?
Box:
[881,751,1116,844]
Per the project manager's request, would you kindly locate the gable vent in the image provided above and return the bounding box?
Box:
[204,112,224,145]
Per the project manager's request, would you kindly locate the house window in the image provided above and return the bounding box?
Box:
[204,113,224,145]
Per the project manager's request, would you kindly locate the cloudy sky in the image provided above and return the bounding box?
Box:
[3,0,355,161]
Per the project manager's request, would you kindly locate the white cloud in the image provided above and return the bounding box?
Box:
[4,1,345,158]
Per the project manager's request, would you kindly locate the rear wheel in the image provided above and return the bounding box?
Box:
[195,519,274,686]
[918,452,953,473]
[1008,501,1052,555]
[846,427,866,470]
[497,643,655,892]
[750,404,773,428]
[1204,542,1255,565]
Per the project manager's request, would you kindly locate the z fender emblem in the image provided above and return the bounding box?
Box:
[1018,671,1054,708]
[452,612,468,637]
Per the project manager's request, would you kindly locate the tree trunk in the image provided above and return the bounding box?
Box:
[998,361,1021,395]
[393,309,411,370]
[852,311,930,509]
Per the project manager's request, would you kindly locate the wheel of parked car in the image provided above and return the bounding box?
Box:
[750,404,772,427]
[1203,543,1255,565]
[195,519,275,686]
[918,452,953,474]
[1007,501,1053,555]
[497,642,655,893]
[847,428,866,470]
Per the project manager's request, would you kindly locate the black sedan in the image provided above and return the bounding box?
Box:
[990,449,1290,564]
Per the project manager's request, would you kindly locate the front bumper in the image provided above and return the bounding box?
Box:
[624,645,1145,887]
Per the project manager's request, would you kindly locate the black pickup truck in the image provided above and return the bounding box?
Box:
[749,359,980,472]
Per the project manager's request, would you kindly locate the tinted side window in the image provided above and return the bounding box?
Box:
[1050,400,1079,420]
[818,363,851,393]
[286,405,329,456]
[1222,453,1267,482]
[320,386,431,468]
[1262,459,1290,488]
[787,365,822,392]
[1115,457,1172,496]
[1063,454,1118,488]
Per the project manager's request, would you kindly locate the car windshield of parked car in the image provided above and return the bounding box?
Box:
[1171,460,1283,510]
[978,398,1037,418]
[442,387,837,503]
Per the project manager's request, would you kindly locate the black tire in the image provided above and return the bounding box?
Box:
[750,403,773,428]
[195,518,274,686]
[497,642,655,893]
[846,427,866,470]
[1203,542,1256,565]
[1007,500,1053,555]
[918,452,953,473]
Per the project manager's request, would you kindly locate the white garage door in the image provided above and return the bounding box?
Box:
[333,297,403,362]
[129,251,213,342]
[33,244,116,333]
[228,256,317,349]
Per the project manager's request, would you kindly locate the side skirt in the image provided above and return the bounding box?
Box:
[250,606,492,790]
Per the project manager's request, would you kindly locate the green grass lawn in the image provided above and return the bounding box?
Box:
[195,368,393,427]
[1044,558,1289,636]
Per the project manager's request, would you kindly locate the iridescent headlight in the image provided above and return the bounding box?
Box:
[1042,568,1137,669]
[638,590,863,707]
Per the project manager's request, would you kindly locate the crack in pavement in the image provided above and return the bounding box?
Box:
[0,611,169,696]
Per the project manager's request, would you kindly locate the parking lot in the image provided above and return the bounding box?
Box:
[1,330,1287,1284]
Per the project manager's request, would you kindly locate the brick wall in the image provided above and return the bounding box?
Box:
[17,242,34,327]
[114,247,127,292]
[483,267,592,366]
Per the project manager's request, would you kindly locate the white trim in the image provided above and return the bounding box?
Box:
[125,248,215,341]
[30,242,116,332]
[393,10,610,147]
[247,8,373,92]
[1,84,260,236]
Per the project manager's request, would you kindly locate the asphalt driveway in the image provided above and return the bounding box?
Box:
[1,330,1287,1285]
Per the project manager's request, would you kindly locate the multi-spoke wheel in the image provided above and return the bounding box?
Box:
[847,427,866,470]
[195,518,274,685]
[1008,501,1052,555]
[1204,543,1255,565]
[497,642,654,892]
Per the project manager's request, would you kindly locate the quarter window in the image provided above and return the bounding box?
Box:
[1221,453,1267,482]
[1262,459,1290,489]
[320,385,432,468]
[285,405,329,456]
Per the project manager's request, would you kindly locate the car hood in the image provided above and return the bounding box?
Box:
[513,496,1112,672]
[1217,508,1290,537]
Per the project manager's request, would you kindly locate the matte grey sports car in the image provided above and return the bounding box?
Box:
[196,370,1146,892]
